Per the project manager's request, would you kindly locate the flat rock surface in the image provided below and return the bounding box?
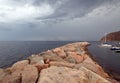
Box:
[38,66,111,83]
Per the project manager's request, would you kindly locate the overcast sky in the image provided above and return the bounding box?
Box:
[0,0,120,41]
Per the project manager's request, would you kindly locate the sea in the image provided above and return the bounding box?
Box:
[0,41,120,77]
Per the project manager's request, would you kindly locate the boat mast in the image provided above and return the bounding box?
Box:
[105,33,107,43]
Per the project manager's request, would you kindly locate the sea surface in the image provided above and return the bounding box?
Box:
[88,41,120,77]
[0,41,73,68]
[0,41,120,76]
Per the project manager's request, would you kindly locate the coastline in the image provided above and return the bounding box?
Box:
[0,42,119,83]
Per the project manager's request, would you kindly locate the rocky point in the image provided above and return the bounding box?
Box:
[0,42,119,83]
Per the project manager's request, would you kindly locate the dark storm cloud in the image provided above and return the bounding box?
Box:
[34,0,118,20]
[0,0,120,41]
[32,0,62,6]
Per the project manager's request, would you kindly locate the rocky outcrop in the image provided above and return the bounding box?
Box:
[0,42,119,83]
[101,31,120,41]
[38,66,110,83]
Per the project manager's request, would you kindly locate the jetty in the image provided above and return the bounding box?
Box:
[0,42,119,83]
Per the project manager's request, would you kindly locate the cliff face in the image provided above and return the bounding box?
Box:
[101,31,120,41]
[0,42,119,83]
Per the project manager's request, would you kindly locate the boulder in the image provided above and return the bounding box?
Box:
[40,50,57,57]
[60,45,76,52]
[65,55,76,63]
[53,48,66,58]
[0,69,9,83]
[34,64,49,71]
[75,57,109,78]
[1,71,21,83]
[79,67,111,83]
[66,52,84,63]
[38,66,87,83]
[49,61,75,68]
[1,64,38,83]
[28,55,44,65]
[38,66,110,83]
[21,65,38,83]
[42,55,66,63]
[10,60,29,72]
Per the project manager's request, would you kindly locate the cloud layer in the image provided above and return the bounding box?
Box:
[0,0,120,41]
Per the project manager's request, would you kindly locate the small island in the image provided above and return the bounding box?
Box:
[0,42,119,83]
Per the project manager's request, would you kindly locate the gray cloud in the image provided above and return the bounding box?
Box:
[35,0,119,20]
[0,0,120,41]
[0,27,11,31]
[0,23,12,31]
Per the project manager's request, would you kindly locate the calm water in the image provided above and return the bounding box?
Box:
[0,41,73,68]
[0,41,120,76]
[88,41,120,75]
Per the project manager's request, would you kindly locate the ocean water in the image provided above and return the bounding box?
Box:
[0,41,120,76]
[88,41,120,76]
[0,41,73,68]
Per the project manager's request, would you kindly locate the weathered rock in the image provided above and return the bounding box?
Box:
[1,71,21,83]
[1,60,27,83]
[79,67,111,83]
[10,60,29,72]
[49,61,75,68]
[0,42,118,83]
[1,64,38,83]
[0,69,8,83]
[21,65,38,83]
[38,66,87,83]
[60,44,76,52]
[66,52,84,63]
[38,66,111,83]
[40,50,57,56]
[65,55,76,63]
[75,57,109,78]
[42,54,67,63]
[53,48,66,58]
[34,64,49,71]
[28,55,44,65]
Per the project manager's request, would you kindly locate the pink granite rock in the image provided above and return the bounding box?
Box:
[49,61,75,68]
[0,42,118,83]
[34,64,49,71]
[66,52,84,63]
[10,60,29,72]
[1,71,21,83]
[53,48,66,58]
[21,65,38,83]
[28,55,44,65]
[38,66,110,83]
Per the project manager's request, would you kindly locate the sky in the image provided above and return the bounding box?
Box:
[0,0,120,41]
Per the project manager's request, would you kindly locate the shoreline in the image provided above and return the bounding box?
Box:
[0,42,119,83]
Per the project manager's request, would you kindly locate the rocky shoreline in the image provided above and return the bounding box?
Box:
[0,42,119,83]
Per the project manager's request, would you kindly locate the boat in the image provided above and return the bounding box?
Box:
[99,33,112,47]
[115,50,120,53]
[111,46,120,50]
[111,42,120,50]
[100,43,112,47]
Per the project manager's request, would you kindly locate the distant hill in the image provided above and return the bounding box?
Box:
[100,31,120,41]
